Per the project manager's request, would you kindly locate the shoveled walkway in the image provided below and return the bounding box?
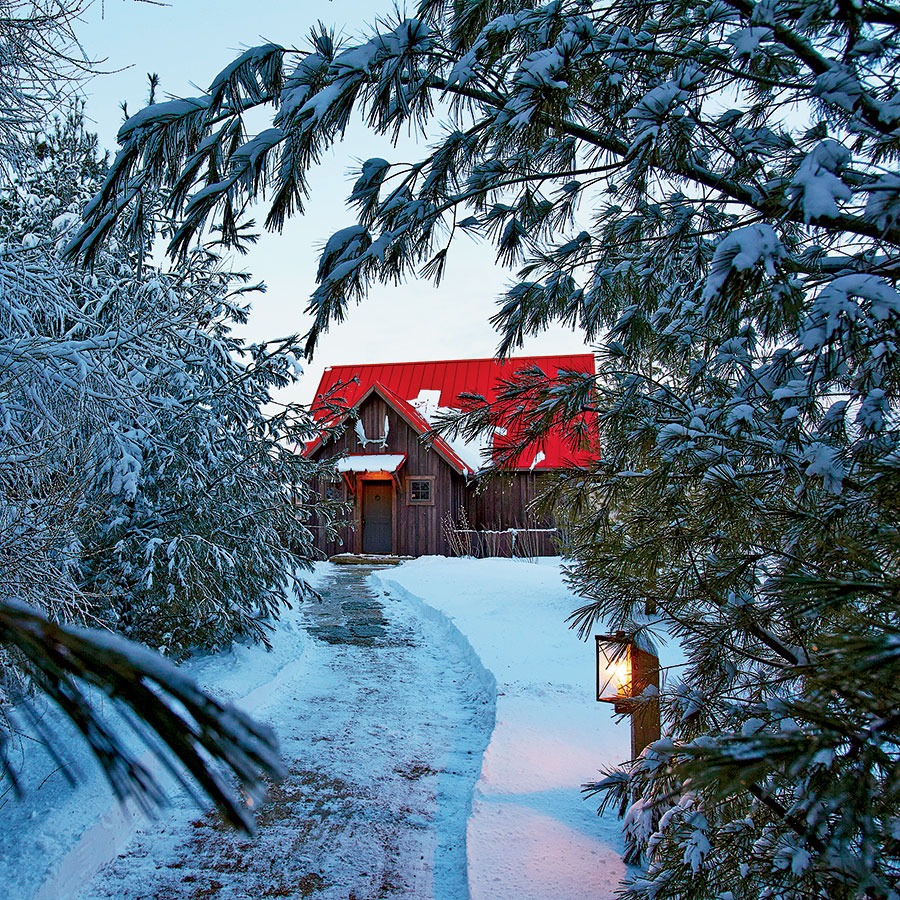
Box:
[75,565,494,900]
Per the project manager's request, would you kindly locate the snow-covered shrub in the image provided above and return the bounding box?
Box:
[67,0,900,894]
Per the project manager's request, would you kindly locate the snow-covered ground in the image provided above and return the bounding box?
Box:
[1,557,634,898]
[383,557,630,899]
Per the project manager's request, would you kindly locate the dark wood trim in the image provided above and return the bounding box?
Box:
[354,474,362,553]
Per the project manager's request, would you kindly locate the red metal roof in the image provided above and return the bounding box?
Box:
[308,354,598,471]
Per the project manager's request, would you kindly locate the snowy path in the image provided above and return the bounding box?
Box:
[74,565,494,900]
[7,557,632,899]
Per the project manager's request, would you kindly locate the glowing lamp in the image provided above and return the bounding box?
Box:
[595,632,632,712]
[595,631,662,756]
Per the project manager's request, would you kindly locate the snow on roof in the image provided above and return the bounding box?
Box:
[405,388,490,471]
[335,454,406,473]
[308,354,597,472]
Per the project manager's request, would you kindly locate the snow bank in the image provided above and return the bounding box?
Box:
[370,573,497,898]
[1,578,317,900]
[378,556,630,900]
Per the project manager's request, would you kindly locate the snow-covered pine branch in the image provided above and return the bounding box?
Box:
[0,599,285,831]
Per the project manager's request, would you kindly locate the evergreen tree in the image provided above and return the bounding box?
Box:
[0,106,332,643]
[67,0,900,893]
[0,79,338,834]
[0,106,338,823]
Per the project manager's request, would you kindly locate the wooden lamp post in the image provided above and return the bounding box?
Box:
[595,631,661,757]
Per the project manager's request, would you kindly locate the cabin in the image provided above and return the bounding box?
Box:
[304,354,597,558]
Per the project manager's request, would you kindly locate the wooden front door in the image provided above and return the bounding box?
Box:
[362,482,392,554]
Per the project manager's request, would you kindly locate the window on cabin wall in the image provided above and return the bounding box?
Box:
[406,476,435,506]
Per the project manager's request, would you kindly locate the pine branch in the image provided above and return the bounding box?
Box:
[0,600,285,831]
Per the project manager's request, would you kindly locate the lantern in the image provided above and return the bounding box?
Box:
[595,632,632,711]
[595,631,661,756]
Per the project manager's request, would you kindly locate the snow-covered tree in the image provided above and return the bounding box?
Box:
[66,0,900,894]
[0,107,330,817]
[1,109,328,650]
[0,0,93,166]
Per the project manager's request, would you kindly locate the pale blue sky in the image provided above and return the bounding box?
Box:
[78,0,588,403]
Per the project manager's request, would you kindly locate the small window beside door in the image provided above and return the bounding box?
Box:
[406,476,435,505]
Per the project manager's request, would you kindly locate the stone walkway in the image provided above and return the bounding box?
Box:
[302,564,398,647]
[77,565,494,900]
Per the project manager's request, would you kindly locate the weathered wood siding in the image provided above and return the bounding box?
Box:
[464,471,561,557]
[309,393,467,557]
[306,474,351,560]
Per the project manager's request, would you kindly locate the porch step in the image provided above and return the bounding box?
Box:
[328,553,413,566]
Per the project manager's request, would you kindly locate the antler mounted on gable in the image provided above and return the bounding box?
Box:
[354,415,389,450]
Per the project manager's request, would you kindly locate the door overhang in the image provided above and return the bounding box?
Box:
[335,453,406,474]
[337,454,406,496]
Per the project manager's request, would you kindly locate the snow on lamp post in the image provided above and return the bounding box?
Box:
[595,631,661,757]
